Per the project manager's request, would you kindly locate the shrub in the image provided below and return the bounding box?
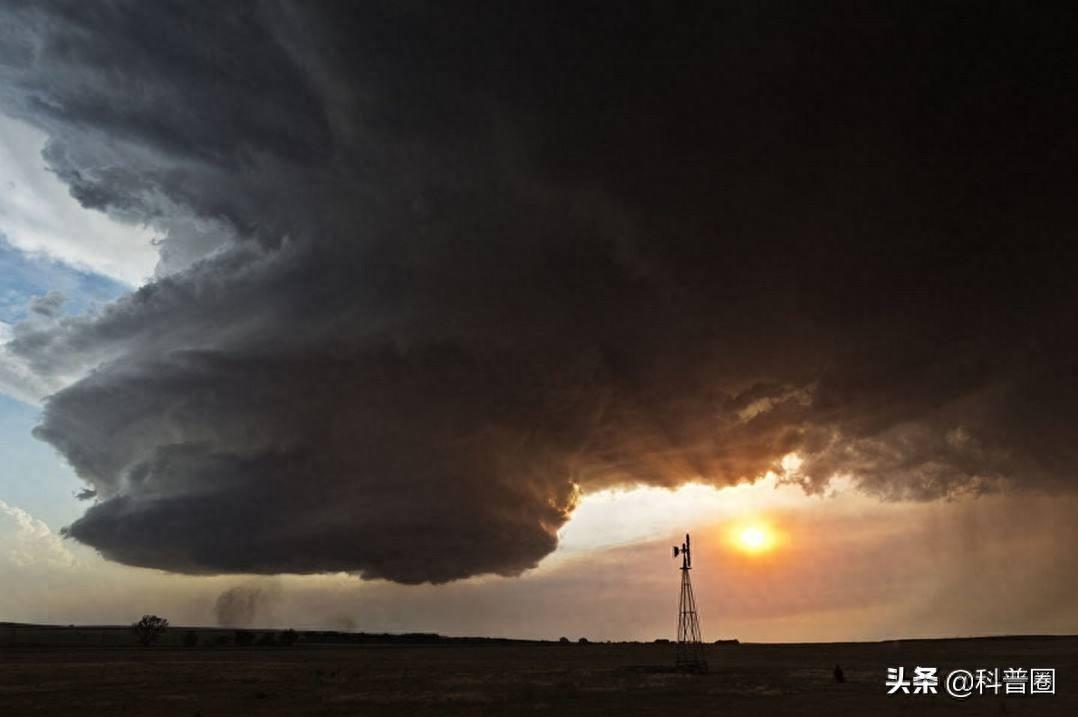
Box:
[279,629,299,646]
[183,630,199,648]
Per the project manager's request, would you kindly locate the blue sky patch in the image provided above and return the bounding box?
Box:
[0,233,131,324]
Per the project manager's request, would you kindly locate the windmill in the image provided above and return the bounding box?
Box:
[672,533,707,672]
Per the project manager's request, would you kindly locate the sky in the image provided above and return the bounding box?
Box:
[1,2,1077,642]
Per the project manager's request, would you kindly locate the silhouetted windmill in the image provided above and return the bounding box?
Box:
[672,533,707,672]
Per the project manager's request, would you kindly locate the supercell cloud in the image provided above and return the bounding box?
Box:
[1,2,1076,582]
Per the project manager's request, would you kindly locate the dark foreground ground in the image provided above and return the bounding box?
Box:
[2,636,1075,716]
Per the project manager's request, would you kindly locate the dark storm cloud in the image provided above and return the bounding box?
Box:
[2,2,1076,581]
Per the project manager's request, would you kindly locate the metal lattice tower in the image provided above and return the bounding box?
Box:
[673,533,707,672]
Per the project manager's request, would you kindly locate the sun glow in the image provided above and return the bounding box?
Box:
[733,522,777,554]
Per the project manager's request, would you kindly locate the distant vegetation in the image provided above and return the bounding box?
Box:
[3,622,589,649]
[131,615,169,646]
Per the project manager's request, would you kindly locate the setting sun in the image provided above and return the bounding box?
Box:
[734,522,777,554]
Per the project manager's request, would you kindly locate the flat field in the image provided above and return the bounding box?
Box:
[2,636,1075,716]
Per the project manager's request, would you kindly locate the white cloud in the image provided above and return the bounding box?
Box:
[0,499,76,570]
[0,113,157,286]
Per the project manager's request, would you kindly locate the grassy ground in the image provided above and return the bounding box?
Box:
[2,636,1075,715]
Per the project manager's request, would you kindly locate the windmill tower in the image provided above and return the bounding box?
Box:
[672,533,707,672]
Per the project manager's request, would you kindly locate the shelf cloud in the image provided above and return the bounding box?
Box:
[1,2,1075,582]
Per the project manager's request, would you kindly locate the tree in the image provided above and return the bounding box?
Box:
[131,615,169,646]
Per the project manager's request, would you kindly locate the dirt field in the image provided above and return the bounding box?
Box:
[2,636,1075,716]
